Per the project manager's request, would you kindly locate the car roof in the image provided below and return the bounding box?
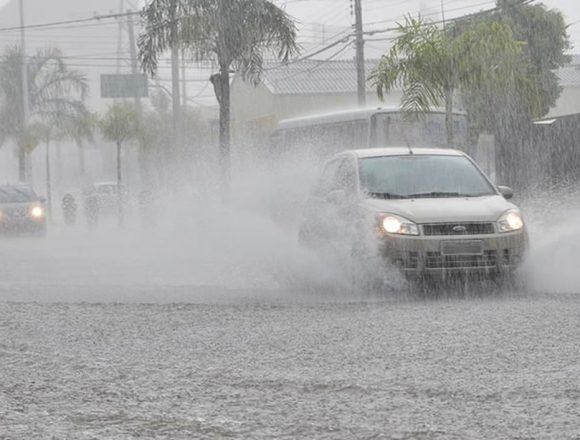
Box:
[276,107,467,130]
[340,147,467,159]
[0,183,34,189]
[0,183,37,193]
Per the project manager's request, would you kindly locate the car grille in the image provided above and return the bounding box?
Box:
[2,207,28,218]
[422,222,495,236]
[425,250,498,269]
[394,251,419,269]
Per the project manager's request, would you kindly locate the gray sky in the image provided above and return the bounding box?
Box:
[0,0,576,107]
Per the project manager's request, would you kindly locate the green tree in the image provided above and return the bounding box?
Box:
[54,112,96,181]
[137,89,210,188]
[0,46,89,181]
[99,102,140,185]
[369,15,525,147]
[461,1,570,183]
[497,0,570,116]
[138,0,298,192]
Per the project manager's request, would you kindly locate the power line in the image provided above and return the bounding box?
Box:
[0,11,139,33]
[364,0,495,27]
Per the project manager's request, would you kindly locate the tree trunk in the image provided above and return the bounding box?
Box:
[56,143,63,188]
[26,152,32,181]
[171,44,182,177]
[218,63,231,198]
[116,141,122,185]
[18,146,26,182]
[78,142,86,181]
[116,140,124,228]
[445,87,454,148]
[45,140,52,220]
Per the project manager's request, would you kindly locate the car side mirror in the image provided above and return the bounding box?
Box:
[326,189,348,206]
[498,185,513,200]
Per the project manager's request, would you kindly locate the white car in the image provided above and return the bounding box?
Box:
[299,147,529,281]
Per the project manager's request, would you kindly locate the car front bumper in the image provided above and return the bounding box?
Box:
[378,229,529,278]
[0,217,47,234]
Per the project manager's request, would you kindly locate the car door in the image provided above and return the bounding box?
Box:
[300,156,358,246]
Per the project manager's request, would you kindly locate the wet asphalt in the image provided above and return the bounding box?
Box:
[1,291,579,439]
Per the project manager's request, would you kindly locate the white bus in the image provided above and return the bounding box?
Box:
[270,107,469,159]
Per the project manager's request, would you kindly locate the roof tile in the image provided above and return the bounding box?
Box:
[263,59,381,95]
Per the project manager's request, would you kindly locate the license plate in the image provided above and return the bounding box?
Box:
[441,240,484,255]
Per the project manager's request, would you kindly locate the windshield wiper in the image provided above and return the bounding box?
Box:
[406,191,462,199]
[407,192,496,199]
[367,192,407,200]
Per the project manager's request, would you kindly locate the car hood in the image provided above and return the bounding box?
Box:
[361,195,518,223]
[0,201,36,210]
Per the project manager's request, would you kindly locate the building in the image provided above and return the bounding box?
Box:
[230,58,403,152]
[547,54,580,118]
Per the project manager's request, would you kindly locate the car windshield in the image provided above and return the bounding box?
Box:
[0,186,36,203]
[359,155,496,199]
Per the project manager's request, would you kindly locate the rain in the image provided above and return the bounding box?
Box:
[0,0,579,439]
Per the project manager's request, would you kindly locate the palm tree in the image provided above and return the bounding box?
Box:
[0,46,89,181]
[54,112,96,182]
[99,102,140,186]
[369,16,525,147]
[138,0,299,191]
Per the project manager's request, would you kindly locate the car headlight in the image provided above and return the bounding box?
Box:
[377,213,419,236]
[497,209,524,233]
[30,206,44,218]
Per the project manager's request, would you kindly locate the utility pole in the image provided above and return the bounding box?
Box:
[116,0,125,74]
[127,9,149,191]
[18,0,29,182]
[127,10,141,112]
[353,0,366,107]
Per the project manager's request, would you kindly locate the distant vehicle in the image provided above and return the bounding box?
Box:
[270,107,468,159]
[84,182,125,216]
[0,184,47,235]
[299,147,529,283]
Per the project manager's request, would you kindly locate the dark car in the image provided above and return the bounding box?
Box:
[0,184,47,235]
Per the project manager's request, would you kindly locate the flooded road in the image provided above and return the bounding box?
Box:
[1,192,579,439]
[1,294,579,439]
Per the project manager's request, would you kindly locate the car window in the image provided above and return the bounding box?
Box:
[0,187,36,203]
[335,160,357,195]
[359,155,495,198]
[314,159,342,196]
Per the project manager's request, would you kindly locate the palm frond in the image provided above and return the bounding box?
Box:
[0,45,90,147]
